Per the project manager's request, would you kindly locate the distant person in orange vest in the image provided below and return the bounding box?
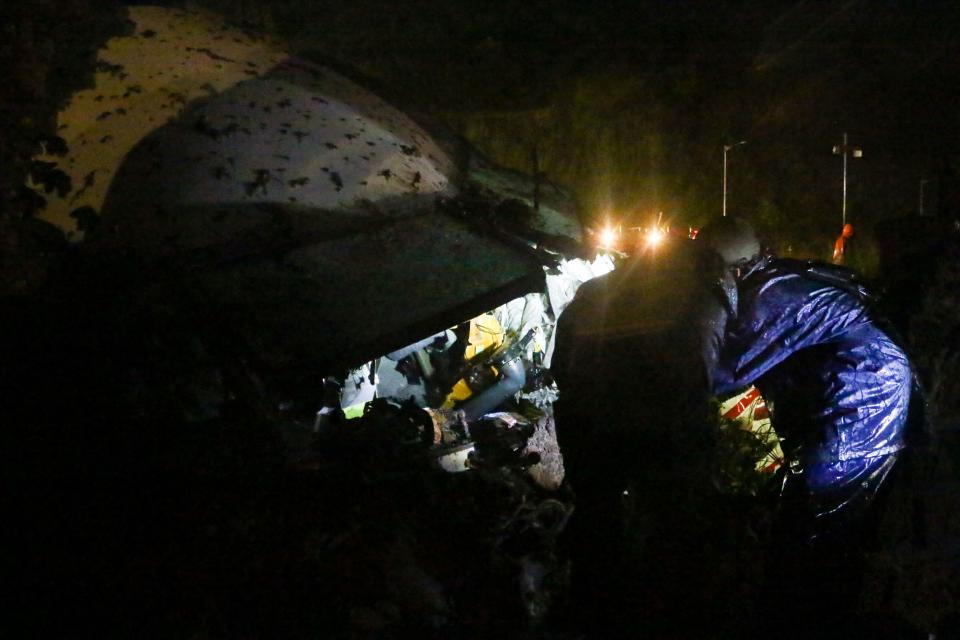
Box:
[832,223,854,264]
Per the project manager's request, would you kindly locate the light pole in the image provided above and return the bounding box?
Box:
[723,140,747,217]
[832,133,862,226]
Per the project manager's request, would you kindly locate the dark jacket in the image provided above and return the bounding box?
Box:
[551,239,731,462]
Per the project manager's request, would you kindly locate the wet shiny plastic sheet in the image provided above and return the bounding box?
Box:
[714,260,911,491]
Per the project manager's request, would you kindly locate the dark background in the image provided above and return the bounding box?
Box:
[2,2,960,637]
[194,0,960,260]
[4,1,960,267]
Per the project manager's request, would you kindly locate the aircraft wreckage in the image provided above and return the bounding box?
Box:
[36,6,614,488]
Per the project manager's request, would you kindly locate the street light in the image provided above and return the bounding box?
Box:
[723,140,747,217]
[832,133,862,226]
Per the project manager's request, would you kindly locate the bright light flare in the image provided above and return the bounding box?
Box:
[598,226,618,249]
[645,227,664,248]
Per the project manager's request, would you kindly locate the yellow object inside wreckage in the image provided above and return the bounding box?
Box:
[442,313,506,409]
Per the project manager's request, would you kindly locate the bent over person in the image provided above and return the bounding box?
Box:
[702,217,913,636]
[550,237,732,634]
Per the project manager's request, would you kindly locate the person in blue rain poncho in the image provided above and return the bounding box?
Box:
[702,216,913,634]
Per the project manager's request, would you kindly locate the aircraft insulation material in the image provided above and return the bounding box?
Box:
[37,5,456,245]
